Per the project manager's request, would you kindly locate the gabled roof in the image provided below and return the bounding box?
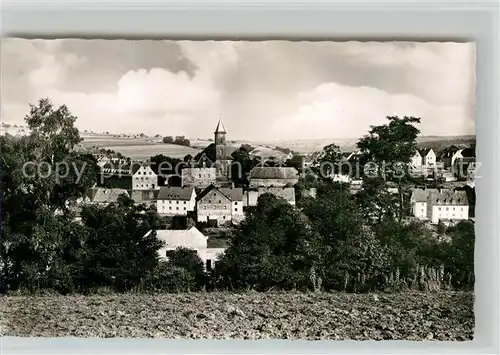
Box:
[148,227,207,250]
[86,187,130,203]
[157,186,195,201]
[196,184,242,202]
[430,189,468,205]
[132,164,155,176]
[418,148,433,157]
[220,187,244,201]
[249,167,299,180]
[410,188,468,205]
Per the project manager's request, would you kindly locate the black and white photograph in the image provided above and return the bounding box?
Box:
[1,39,476,341]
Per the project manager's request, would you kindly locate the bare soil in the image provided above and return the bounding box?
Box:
[0,291,473,340]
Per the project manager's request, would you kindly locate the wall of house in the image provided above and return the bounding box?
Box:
[157,193,195,216]
[431,204,469,224]
[133,168,158,190]
[197,189,232,224]
[411,153,422,167]
[182,168,216,188]
[249,178,298,188]
[425,151,436,166]
[244,190,259,207]
[412,202,428,219]
[232,200,245,222]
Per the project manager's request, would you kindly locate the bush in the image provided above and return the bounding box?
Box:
[144,263,196,293]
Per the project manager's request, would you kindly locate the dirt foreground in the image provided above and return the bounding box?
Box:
[0,291,473,340]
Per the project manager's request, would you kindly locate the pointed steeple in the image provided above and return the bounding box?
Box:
[214,114,226,134]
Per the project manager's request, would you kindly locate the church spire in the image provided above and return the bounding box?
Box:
[214,114,226,134]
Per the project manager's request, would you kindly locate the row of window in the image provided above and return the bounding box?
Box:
[201,206,238,211]
[160,200,187,204]
[438,206,465,212]
[137,171,153,175]
[134,184,155,188]
[160,206,187,211]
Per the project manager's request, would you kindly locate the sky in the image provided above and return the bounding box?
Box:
[1,39,476,141]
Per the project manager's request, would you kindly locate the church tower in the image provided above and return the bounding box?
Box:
[214,118,227,161]
[214,118,230,182]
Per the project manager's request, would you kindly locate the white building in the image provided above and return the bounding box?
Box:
[410,148,437,173]
[410,188,469,224]
[147,226,225,270]
[132,165,159,190]
[156,186,196,216]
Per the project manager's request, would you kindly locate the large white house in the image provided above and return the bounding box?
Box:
[410,188,469,224]
[132,165,159,190]
[147,226,225,270]
[156,186,196,216]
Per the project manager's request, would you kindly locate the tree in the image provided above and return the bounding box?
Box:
[165,247,206,288]
[216,194,324,291]
[77,196,164,292]
[356,116,421,221]
[163,136,174,144]
[314,143,343,177]
[149,154,183,186]
[284,153,305,173]
[183,154,193,163]
[230,147,256,187]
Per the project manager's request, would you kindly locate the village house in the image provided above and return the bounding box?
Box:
[410,188,469,224]
[248,167,299,188]
[439,145,463,169]
[196,184,244,225]
[156,186,196,216]
[452,146,476,180]
[181,167,217,188]
[132,165,159,190]
[129,189,158,208]
[410,148,437,173]
[83,187,130,206]
[243,186,296,207]
[147,226,225,270]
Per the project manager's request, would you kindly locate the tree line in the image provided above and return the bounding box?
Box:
[0,99,474,294]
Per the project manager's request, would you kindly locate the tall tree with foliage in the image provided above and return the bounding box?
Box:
[216,194,324,291]
[356,116,421,221]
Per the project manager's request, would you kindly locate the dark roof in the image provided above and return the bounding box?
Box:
[157,186,194,201]
[249,167,299,180]
[410,188,468,205]
[196,184,243,202]
[220,187,244,201]
[460,147,475,158]
[418,148,433,156]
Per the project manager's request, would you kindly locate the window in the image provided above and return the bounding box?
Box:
[219,200,222,203]
[446,207,449,211]
[177,201,179,204]
[169,207,172,210]
[438,207,441,211]
[199,174,202,178]
[184,207,186,210]
[208,200,211,203]
[224,206,227,209]
[203,206,206,209]
[176,207,179,210]
[184,201,186,204]
[453,207,455,211]
[235,208,238,211]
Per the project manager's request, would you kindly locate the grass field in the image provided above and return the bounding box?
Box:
[0,291,473,340]
[79,135,202,160]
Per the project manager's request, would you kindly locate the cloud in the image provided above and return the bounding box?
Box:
[1,39,476,140]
